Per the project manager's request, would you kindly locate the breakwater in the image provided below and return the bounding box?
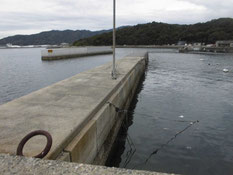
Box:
[117,45,180,49]
[41,46,113,60]
[0,52,148,165]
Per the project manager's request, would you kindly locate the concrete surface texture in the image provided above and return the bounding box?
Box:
[0,53,147,161]
[63,52,147,164]
[0,154,178,175]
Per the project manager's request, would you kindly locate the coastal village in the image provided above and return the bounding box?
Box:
[2,40,233,54]
[178,40,233,53]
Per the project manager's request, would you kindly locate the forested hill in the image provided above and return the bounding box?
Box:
[73,18,233,46]
[0,29,110,45]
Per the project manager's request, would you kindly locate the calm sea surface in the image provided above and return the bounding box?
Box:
[0,48,132,105]
[107,51,233,175]
[1,48,233,175]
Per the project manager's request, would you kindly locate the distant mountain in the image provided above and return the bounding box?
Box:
[0,29,110,46]
[73,18,233,46]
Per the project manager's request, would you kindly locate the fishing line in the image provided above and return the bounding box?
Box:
[107,101,200,168]
[133,120,199,169]
[107,102,197,123]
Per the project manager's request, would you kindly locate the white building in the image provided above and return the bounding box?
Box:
[216,40,233,47]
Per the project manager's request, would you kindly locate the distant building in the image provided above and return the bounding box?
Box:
[6,43,21,48]
[60,43,70,47]
[206,44,215,48]
[177,41,187,46]
[193,43,202,51]
[216,40,233,47]
[193,43,202,46]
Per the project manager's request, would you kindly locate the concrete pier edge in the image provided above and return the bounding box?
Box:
[0,154,178,175]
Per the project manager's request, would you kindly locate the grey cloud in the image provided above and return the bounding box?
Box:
[178,0,233,13]
[1,0,233,39]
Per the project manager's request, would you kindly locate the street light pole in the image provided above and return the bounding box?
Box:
[112,0,117,79]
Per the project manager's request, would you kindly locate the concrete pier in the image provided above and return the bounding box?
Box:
[0,53,148,164]
[41,46,113,60]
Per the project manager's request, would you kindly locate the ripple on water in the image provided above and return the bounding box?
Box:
[107,51,233,175]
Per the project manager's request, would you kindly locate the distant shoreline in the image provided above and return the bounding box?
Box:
[0,47,45,49]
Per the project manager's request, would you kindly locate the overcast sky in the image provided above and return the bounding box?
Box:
[0,0,233,39]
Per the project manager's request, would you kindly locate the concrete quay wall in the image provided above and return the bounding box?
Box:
[63,53,148,164]
[41,46,113,60]
[0,53,148,165]
[203,46,233,53]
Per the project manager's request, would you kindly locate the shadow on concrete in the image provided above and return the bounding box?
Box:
[105,65,148,167]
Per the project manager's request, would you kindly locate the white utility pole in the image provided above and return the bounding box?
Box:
[112,0,117,79]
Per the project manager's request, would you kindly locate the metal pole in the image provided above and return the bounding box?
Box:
[112,0,117,79]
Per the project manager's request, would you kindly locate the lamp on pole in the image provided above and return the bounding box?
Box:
[112,0,117,79]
